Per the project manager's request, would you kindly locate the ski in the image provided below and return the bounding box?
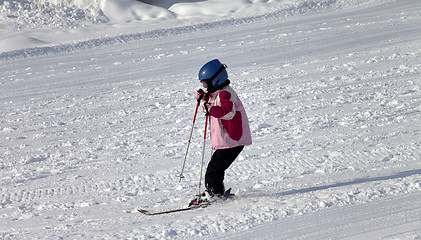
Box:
[138,202,211,216]
[138,206,196,216]
[138,188,235,216]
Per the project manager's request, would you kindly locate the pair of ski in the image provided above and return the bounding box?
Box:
[138,188,234,216]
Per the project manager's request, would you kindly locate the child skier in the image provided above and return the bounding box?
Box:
[190,59,252,206]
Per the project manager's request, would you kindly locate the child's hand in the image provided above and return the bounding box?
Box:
[203,102,212,115]
[196,89,205,101]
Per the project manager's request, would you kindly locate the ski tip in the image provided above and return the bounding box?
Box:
[138,209,149,214]
[223,188,232,198]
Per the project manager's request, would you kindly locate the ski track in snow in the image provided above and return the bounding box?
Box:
[1,0,421,239]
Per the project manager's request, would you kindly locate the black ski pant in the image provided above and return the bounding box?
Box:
[205,145,244,195]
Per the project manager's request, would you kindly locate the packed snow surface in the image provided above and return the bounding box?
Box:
[1,0,421,239]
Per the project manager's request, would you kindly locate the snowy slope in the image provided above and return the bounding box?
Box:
[1,0,421,239]
[0,0,385,53]
[220,192,421,239]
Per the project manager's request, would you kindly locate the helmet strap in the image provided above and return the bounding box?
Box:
[206,80,217,93]
[208,64,226,84]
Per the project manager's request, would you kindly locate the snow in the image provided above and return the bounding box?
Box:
[1,0,421,239]
[0,0,373,52]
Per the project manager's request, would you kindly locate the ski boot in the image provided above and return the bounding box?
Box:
[188,190,213,207]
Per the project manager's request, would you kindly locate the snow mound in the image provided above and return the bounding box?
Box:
[0,0,108,29]
[101,0,175,23]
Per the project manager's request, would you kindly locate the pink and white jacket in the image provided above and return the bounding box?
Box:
[207,86,252,150]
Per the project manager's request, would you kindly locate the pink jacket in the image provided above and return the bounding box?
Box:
[207,86,252,150]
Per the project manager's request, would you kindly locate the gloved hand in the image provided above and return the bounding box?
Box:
[196,89,205,101]
[203,102,212,115]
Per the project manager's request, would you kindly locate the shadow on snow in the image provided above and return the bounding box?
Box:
[248,168,421,198]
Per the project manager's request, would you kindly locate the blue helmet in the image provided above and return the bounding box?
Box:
[198,59,228,88]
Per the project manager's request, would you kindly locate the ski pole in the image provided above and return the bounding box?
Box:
[197,114,209,196]
[178,94,203,182]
